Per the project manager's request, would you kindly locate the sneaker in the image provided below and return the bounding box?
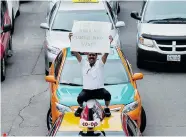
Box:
[104,108,111,117]
[74,107,83,117]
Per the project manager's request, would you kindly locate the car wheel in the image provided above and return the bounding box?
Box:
[136,50,144,69]
[17,9,20,17]
[47,107,52,130]
[11,11,15,34]
[140,106,146,133]
[1,57,6,82]
[117,3,120,14]
[8,35,13,57]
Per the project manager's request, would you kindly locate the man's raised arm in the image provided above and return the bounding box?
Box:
[69,33,82,62]
[102,53,109,64]
[101,35,113,64]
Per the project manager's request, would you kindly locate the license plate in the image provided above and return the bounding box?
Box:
[80,119,100,128]
[167,55,181,62]
[80,121,98,127]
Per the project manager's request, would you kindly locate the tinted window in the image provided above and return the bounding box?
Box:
[59,56,129,85]
[143,1,186,22]
[52,10,111,31]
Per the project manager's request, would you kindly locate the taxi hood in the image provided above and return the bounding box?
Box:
[139,23,186,36]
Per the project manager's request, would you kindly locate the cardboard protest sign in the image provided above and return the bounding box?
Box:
[70,21,112,53]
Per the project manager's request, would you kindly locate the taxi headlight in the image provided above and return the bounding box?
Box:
[123,101,138,113]
[56,102,72,113]
[48,46,60,55]
[139,37,154,47]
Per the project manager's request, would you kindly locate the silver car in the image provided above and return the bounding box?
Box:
[40,0,125,75]
[131,0,186,68]
[47,0,120,16]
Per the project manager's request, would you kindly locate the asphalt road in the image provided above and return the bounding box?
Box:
[1,1,186,136]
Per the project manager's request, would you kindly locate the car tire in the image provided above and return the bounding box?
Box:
[9,35,12,50]
[47,107,52,130]
[17,9,20,17]
[136,50,144,69]
[1,57,6,82]
[11,11,14,34]
[117,3,120,14]
[8,36,13,57]
[140,106,146,133]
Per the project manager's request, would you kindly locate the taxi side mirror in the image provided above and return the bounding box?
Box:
[45,75,56,83]
[132,73,143,81]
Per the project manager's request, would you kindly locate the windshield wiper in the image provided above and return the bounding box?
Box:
[52,29,71,32]
[60,83,82,86]
[162,17,186,21]
[147,17,186,23]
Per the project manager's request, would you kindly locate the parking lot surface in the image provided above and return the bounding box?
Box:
[1,1,186,136]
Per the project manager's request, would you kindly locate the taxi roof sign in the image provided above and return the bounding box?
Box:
[72,0,99,3]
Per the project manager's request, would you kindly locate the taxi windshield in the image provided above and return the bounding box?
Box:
[59,56,130,86]
[52,10,111,31]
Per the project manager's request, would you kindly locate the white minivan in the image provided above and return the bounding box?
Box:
[131,0,186,68]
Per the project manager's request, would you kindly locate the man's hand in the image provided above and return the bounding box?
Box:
[69,33,82,62]
[109,35,113,45]
[69,32,73,42]
[102,53,109,64]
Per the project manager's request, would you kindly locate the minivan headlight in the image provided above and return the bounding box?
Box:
[139,37,154,47]
[123,101,138,113]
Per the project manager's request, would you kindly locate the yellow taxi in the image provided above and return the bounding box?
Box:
[45,46,146,133]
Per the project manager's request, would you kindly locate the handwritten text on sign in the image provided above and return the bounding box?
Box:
[71,21,112,53]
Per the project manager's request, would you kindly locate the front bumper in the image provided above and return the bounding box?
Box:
[138,45,186,65]
[55,131,126,136]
